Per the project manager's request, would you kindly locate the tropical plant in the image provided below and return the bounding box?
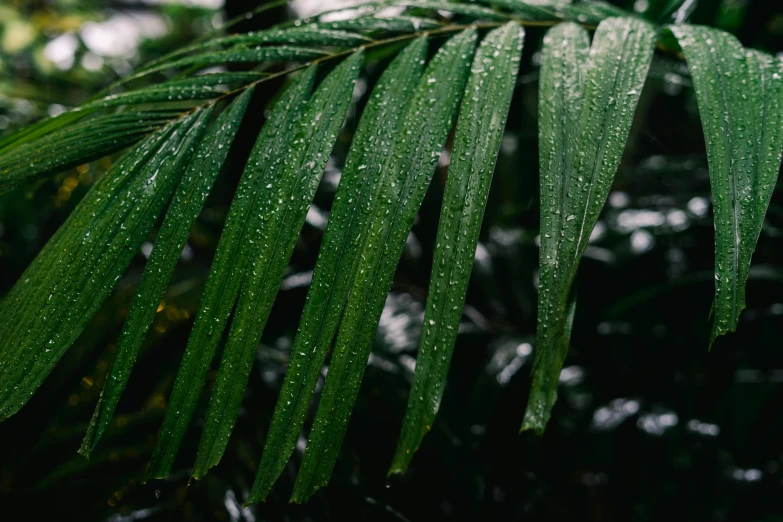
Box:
[0,0,781,505]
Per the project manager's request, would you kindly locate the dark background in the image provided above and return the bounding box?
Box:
[1,0,783,520]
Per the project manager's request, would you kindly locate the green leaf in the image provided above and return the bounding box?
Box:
[214,27,371,47]
[0,111,179,194]
[669,25,783,344]
[291,29,477,503]
[144,69,316,480]
[0,109,94,155]
[476,0,559,21]
[0,109,212,420]
[318,15,441,32]
[248,37,428,503]
[745,51,783,241]
[192,51,363,479]
[137,28,367,79]
[139,45,328,79]
[79,89,253,458]
[559,1,632,24]
[390,22,524,475]
[522,17,656,434]
[404,1,511,20]
[82,73,264,110]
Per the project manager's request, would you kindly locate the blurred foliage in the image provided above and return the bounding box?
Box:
[1,0,783,521]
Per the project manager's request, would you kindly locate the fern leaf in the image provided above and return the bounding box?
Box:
[522,17,656,434]
[669,25,783,345]
[191,51,363,479]
[0,109,212,420]
[390,22,524,474]
[291,28,477,503]
[248,37,428,503]
[79,89,253,457]
[144,68,317,480]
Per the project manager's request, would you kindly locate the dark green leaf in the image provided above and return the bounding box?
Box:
[390,22,524,474]
[404,1,510,20]
[144,69,316,480]
[248,37,428,503]
[139,45,328,79]
[0,111,180,194]
[0,109,212,420]
[318,15,441,32]
[192,51,363,479]
[83,74,264,110]
[477,0,559,21]
[79,89,253,457]
[523,17,656,434]
[669,25,783,344]
[291,29,477,502]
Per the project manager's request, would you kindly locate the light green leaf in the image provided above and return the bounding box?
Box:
[669,25,783,344]
[403,1,510,20]
[291,29,477,503]
[248,37,428,503]
[79,89,253,458]
[559,1,631,24]
[318,15,441,32]
[192,51,363,479]
[476,0,559,21]
[144,69,317,480]
[523,17,656,434]
[215,27,371,47]
[390,22,524,475]
[0,109,212,420]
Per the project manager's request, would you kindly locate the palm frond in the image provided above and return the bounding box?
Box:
[0,0,781,504]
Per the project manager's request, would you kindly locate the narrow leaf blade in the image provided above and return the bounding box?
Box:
[0,110,211,420]
[523,17,656,433]
[144,69,316,480]
[80,89,253,457]
[192,51,363,479]
[291,29,478,502]
[248,37,428,503]
[670,25,783,344]
[390,22,524,474]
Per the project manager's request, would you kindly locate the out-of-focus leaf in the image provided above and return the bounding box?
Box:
[144,68,317,480]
